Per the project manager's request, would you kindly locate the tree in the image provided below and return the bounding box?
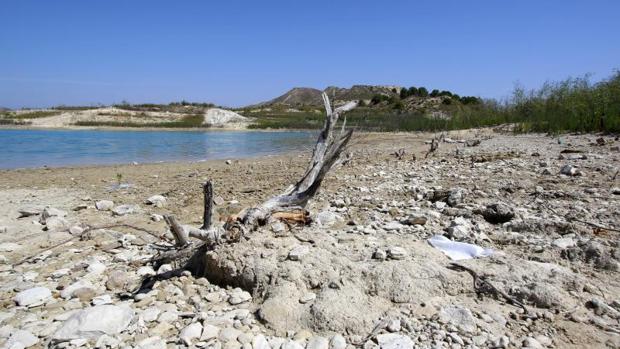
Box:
[408,87,419,96]
[430,89,440,97]
[418,87,429,97]
[400,88,409,99]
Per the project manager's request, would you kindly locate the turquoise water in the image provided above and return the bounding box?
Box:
[0,129,316,169]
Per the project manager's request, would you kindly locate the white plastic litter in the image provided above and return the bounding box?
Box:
[428,235,493,260]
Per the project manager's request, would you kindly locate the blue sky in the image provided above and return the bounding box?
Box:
[1,0,618,108]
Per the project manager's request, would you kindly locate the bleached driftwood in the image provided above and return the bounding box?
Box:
[162,93,356,248]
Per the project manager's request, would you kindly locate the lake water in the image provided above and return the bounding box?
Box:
[0,128,317,169]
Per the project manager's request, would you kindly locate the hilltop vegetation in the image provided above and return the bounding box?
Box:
[245,71,620,133]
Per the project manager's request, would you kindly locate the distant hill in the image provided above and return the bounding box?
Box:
[257,85,402,108]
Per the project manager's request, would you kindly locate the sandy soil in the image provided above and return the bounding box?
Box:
[0,130,619,349]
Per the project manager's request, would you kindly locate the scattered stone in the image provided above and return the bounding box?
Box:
[387,246,407,260]
[307,336,329,349]
[316,211,341,227]
[69,225,84,235]
[229,289,252,305]
[137,336,167,349]
[376,333,414,349]
[373,249,387,260]
[14,287,52,307]
[330,334,347,349]
[106,270,129,291]
[383,221,403,231]
[253,334,271,349]
[112,204,139,216]
[4,329,39,348]
[95,200,114,211]
[180,322,203,346]
[271,221,286,234]
[18,207,41,218]
[299,292,317,304]
[552,237,576,249]
[438,306,477,333]
[146,195,166,207]
[288,245,310,261]
[522,337,544,349]
[481,203,515,224]
[402,214,427,226]
[202,324,220,340]
[560,164,579,176]
[43,216,69,231]
[53,305,134,340]
[387,319,401,332]
[0,242,21,252]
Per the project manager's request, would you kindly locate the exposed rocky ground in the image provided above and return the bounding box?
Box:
[0,130,619,349]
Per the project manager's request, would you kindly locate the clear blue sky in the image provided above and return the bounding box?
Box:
[1,0,618,109]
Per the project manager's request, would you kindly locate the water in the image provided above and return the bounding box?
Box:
[0,128,317,169]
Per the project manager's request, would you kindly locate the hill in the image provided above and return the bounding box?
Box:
[258,85,402,108]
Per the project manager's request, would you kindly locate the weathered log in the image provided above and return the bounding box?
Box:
[163,215,189,246]
[160,93,355,254]
[235,93,357,229]
[201,181,213,229]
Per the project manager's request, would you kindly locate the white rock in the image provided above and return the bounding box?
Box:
[146,195,167,207]
[157,264,173,274]
[137,266,156,277]
[86,262,106,275]
[383,221,403,231]
[60,280,95,299]
[53,304,134,340]
[522,337,544,349]
[329,334,347,349]
[69,225,84,235]
[137,336,167,349]
[180,322,203,345]
[201,324,220,340]
[0,242,21,252]
[14,287,52,307]
[229,290,252,305]
[92,294,113,306]
[141,307,161,322]
[70,338,88,347]
[552,237,576,249]
[376,334,414,349]
[387,319,401,332]
[150,214,164,222]
[39,207,67,224]
[4,329,39,348]
[112,204,140,216]
[438,306,477,333]
[288,245,310,261]
[299,292,316,304]
[96,334,121,348]
[307,336,329,349]
[44,216,70,231]
[158,311,178,323]
[316,211,341,227]
[281,339,304,349]
[271,221,286,234]
[95,200,114,211]
[387,246,407,260]
[253,334,271,349]
[219,327,242,342]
